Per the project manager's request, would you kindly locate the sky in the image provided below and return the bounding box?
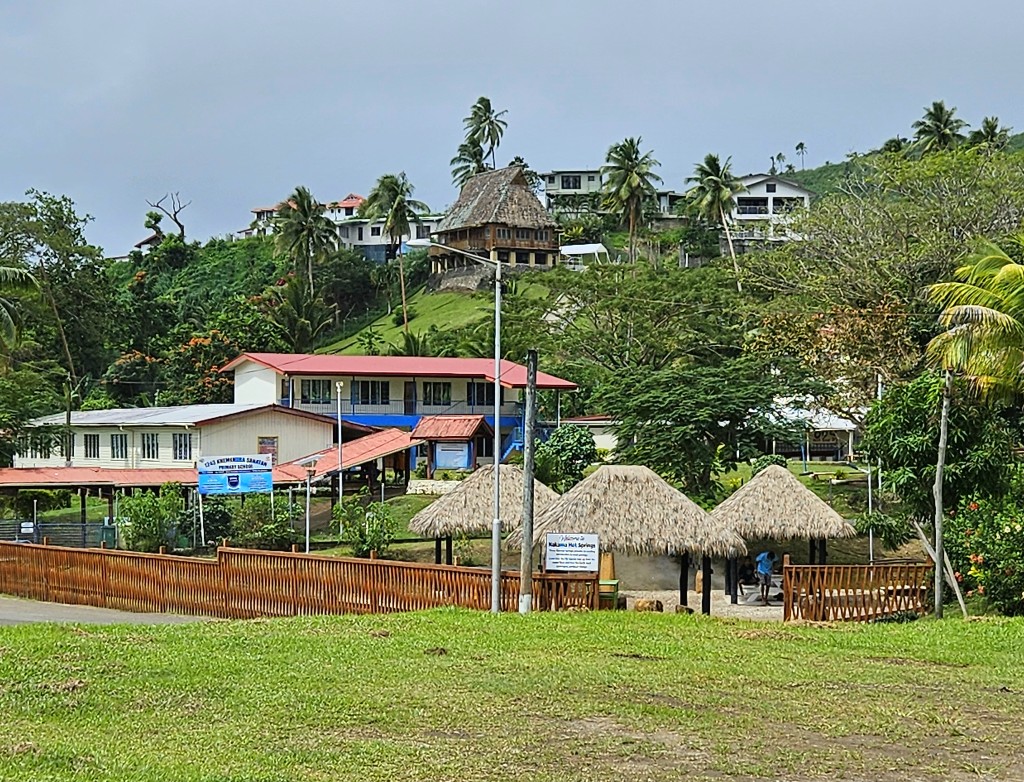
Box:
[2,0,1023,256]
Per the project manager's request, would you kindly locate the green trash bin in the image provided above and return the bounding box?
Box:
[99,525,117,549]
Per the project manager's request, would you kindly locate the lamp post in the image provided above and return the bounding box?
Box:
[342,376,350,513]
[409,238,503,613]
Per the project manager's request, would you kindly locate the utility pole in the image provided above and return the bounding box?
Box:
[932,369,952,619]
[519,349,538,614]
[64,376,73,467]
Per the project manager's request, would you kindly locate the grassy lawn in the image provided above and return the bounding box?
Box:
[0,611,1021,781]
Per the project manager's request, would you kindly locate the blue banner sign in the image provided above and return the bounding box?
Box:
[197,455,274,496]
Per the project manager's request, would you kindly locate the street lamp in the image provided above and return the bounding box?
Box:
[336,380,344,527]
[408,237,503,613]
[305,464,316,554]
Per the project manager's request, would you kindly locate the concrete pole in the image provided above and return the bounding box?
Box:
[519,349,538,614]
[933,369,952,619]
[491,256,503,614]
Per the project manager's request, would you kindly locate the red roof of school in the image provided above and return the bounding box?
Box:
[411,415,492,441]
[284,428,423,480]
[221,353,578,391]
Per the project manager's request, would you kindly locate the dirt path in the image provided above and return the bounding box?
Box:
[0,596,209,626]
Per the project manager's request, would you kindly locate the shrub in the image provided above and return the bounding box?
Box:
[230,495,299,551]
[947,488,1024,616]
[537,425,597,480]
[119,483,186,552]
[335,500,398,558]
[751,454,787,476]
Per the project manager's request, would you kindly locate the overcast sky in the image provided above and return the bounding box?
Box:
[2,0,1022,255]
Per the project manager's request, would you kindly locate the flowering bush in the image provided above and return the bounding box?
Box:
[947,490,1024,616]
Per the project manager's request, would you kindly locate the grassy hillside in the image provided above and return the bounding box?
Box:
[322,286,492,354]
[0,611,1021,781]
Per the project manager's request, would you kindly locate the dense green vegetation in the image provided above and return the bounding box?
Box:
[0,611,1021,781]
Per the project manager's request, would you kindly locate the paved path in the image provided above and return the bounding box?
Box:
[0,596,209,626]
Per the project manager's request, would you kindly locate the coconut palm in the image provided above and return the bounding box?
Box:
[450,140,488,188]
[927,234,1024,398]
[912,100,968,155]
[0,265,37,356]
[273,186,337,289]
[359,173,429,333]
[795,141,807,170]
[685,154,747,292]
[463,96,508,168]
[967,116,1011,151]
[263,276,337,354]
[600,137,662,264]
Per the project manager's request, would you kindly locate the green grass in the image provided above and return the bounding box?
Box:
[322,286,492,354]
[0,611,1022,781]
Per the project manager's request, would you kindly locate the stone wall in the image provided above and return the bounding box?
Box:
[406,479,464,496]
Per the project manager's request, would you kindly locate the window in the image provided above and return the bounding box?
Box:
[476,435,494,458]
[84,434,99,459]
[496,227,511,240]
[515,251,531,265]
[371,226,381,237]
[61,433,74,459]
[561,175,581,190]
[357,227,364,241]
[765,183,777,193]
[300,379,333,404]
[422,382,451,406]
[111,433,128,460]
[415,224,431,239]
[497,250,509,263]
[280,378,290,403]
[141,433,159,460]
[535,230,549,241]
[587,175,596,182]
[345,207,354,216]
[354,380,390,405]
[467,381,499,407]
[26,435,52,459]
[339,226,350,238]
[514,228,532,240]
[172,433,193,461]
[546,175,555,184]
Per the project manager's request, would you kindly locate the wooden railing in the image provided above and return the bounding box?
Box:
[783,558,932,622]
[0,541,596,618]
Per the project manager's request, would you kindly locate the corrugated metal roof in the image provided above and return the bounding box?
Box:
[411,415,491,441]
[436,166,558,233]
[224,353,577,391]
[283,428,424,479]
[0,467,197,489]
[27,403,342,429]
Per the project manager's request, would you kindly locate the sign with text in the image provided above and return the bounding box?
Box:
[435,441,471,470]
[197,454,274,496]
[545,533,600,572]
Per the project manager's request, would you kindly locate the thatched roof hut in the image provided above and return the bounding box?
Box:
[408,464,559,538]
[506,465,745,557]
[710,465,856,540]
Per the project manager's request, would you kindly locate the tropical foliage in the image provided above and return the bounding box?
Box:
[601,137,662,263]
[273,186,337,288]
[685,153,746,290]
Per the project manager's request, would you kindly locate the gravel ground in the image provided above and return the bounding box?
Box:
[621,589,784,621]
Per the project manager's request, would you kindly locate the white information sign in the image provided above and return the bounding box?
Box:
[545,533,600,572]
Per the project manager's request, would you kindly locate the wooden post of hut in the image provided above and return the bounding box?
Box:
[679,552,689,607]
[701,555,712,615]
[729,557,739,604]
[818,538,827,564]
[434,537,442,565]
[445,535,453,565]
[808,538,817,565]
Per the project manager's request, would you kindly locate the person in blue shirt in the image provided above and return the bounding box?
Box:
[756,550,777,606]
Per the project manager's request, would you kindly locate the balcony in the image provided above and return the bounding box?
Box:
[281,398,519,419]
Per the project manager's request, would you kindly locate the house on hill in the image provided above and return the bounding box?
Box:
[729,174,813,253]
[429,166,559,274]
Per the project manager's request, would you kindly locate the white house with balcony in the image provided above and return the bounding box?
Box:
[730,174,813,247]
[222,352,578,463]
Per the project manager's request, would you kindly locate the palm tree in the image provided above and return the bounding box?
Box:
[463,96,508,168]
[359,173,429,333]
[928,234,1024,398]
[0,265,37,357]
[912,100,968,155]
[450,140,488,188]
[795,141,807,170]
[263,276,337,353]
[273,187,337,289]
[685,154,747,292]
[967,116,1011,151]
[600,137,662,264]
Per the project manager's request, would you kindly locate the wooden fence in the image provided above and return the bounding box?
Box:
[783,559,932,622]
[0,541,597,619]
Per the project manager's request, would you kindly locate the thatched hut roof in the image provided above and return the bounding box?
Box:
[436,167,558,232]
[710,465,856,540]
[408,464,559,538]
[506,465,745,557]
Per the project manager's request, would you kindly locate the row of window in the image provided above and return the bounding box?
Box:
[27,433,193,462]
[495,228,551,241]
[337,224,432,242]
[295,380,501,407]
[545,175,597,189]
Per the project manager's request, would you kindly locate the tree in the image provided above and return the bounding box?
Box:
[119,484,186,553]
[912,100,968,154]
[145,193,190,240]
[927,233,1024,398]
[601,137,662,264]
[450,140,488,188]
[263,276,337,353]
[770,152,786,174]
[359,173,429,332]
[463,96,508,168]
[967,116,1011,152]
[795,141,807,169]
[859,372,1017,528]
[536,425,597,482]
[273,186,337,289]
[0,264,37,356]
[684,153,746,291]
